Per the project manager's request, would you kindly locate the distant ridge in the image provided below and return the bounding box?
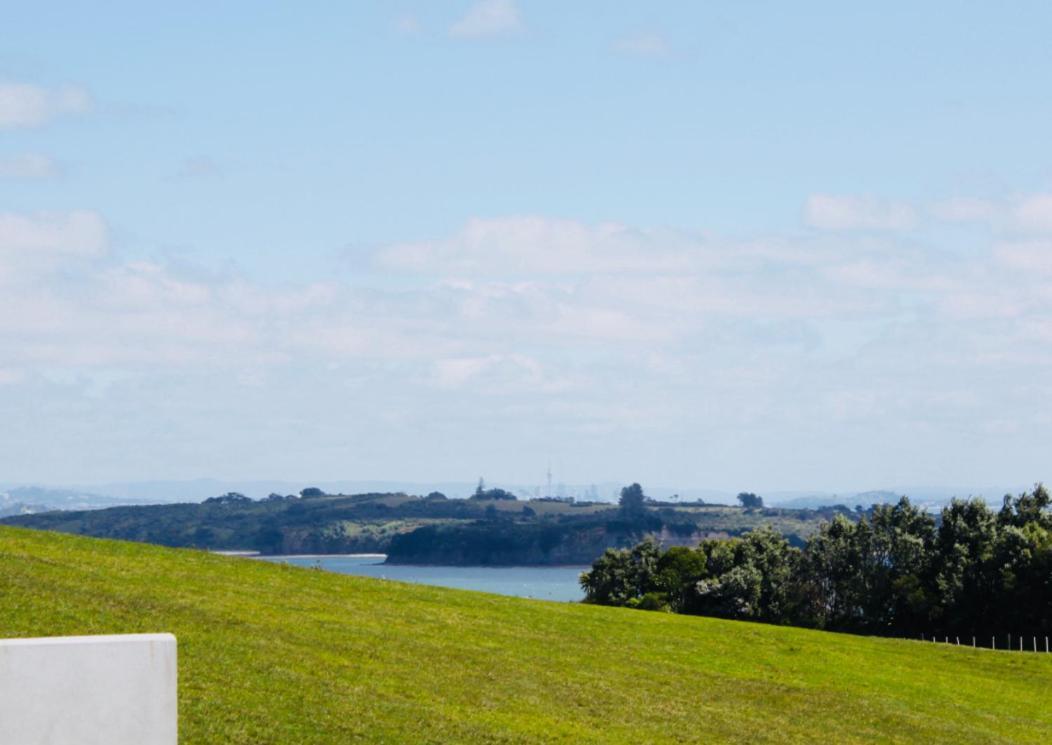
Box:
[4,479,1030,512]
[0,486,166,518]
[770,490,901,510]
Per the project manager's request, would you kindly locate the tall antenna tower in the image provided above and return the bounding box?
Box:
[546,462,553,499]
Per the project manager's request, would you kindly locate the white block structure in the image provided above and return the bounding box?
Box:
[0,633,177,745]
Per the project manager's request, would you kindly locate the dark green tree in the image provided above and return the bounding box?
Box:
[619,483,646,516]
[933,498,998,634]
[580,536,661,606]
[736,492,764,509]
[692,527,796,622]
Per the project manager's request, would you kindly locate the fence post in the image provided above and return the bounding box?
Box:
[971,636,975,648]
[1019,636,1023,652]
[1033,637,1037,653]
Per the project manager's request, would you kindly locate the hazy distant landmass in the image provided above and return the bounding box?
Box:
[3,478,738,508]
[0,486,169,518]
[767,490,901,510]
[764,486,1021,511]
[69,479,737,505]
[4,479,1022,511]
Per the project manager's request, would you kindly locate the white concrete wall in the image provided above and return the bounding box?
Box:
[0,633,177,745]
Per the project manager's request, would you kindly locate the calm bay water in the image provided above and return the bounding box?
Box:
[258,555,588,602]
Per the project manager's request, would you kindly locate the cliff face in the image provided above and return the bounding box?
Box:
[384,522,656,566]
[275,531,390,555]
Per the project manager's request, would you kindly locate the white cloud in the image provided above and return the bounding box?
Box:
[0,83,91,129]
[0,210,108,265]
[435,354,524,387]
[927,193,1052,235]
[376,216,698,276]
[0,153,60,180]
[449,0,523,39]
[929,197,997,223]
[994,240,1052,275]
[805,194,917,231]
[1012,194,1052,233]
[614,32,669,57]
[0,206,1025,384]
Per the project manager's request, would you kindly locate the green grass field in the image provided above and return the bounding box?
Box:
[2,526,1049,744]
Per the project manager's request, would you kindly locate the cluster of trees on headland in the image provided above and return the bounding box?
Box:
[582,484,1052,638]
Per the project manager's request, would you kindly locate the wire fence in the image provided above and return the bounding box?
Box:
[920,633,1050,652]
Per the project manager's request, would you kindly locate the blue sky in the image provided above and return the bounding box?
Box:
[2,1,1051,493]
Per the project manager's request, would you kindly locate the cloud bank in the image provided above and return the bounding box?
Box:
[4,191,1052,487]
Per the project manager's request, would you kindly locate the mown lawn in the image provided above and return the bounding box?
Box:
[1,526,1049,744]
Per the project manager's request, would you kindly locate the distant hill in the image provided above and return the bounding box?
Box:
[765,487,1026,511]
[11,479,1026,509]
[770,490,901,510]
[1,526,1049,743]
[63,479,488,503]
[0,486,166,518]
[54,479,734,504]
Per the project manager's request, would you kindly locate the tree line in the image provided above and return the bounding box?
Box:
[582,484,1052,638]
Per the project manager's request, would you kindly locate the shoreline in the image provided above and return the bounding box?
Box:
[382,561,591,569]
[255,553,388,560]
[254,554,590,570]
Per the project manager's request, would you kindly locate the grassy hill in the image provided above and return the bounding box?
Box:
[1,526,1050,744]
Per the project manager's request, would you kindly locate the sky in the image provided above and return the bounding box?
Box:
[2,1,1052,493]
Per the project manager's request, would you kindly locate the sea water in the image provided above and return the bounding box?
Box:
[258,555,587,602]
